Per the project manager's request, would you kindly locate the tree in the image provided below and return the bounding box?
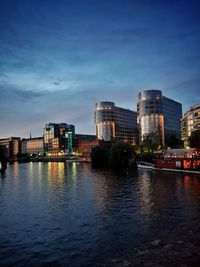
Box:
[189,130,200,148]
[165,135,183,148]
[142,128,162,153]
[91,141,136,169]
[91,145,109,168]
[109,142,135,168]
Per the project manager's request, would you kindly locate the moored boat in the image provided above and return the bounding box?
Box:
[137,149,200,174]
[137,161,155,169]
[153,158,200,174]
[154,148,200,174]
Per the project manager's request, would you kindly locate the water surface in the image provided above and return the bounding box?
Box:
[0,162,200,266]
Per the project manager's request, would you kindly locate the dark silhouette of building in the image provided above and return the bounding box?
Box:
[0,137,21,160]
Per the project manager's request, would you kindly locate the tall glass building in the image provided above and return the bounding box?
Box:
[181,104,200,147]
[137,90,182,147]
[94,102,138,145]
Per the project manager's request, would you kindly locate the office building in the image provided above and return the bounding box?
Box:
[181,104,200,147]
[137,90,182,147]
[0,137,21,160]
[21,137,44,155]
[95,101,138,145]
[73,134,97,157]
[73,133,97,150]
[44,123,75,156]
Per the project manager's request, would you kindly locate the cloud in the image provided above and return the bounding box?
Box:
[0,86,43,103]
[53,81,60,86]
[164,78,200,112]
[0,0,199,137]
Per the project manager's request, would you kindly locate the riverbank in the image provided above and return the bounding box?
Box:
[13,157,91,163]
[100,224,200,266]
[32,157,90,163]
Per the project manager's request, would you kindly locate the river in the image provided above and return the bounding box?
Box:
[0,162,200,266]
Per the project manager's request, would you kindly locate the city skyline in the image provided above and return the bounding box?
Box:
[0,0,200,138]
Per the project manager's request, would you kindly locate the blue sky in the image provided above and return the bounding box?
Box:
[0,0,199,137]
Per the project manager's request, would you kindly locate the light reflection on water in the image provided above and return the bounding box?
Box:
[0,162,200,266]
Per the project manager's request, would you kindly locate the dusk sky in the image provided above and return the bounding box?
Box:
[0,0,199,138]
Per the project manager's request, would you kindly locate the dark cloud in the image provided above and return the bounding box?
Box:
[53,82,60,86]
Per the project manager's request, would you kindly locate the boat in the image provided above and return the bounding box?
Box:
[137,161,155,169]
[153,159,200,174]
[137,149,200,174]
[137,160,200,174]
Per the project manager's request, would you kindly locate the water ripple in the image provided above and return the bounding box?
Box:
[0,162,200,266]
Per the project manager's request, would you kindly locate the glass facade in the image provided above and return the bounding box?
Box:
[95,102,138,145]
[181,104,200,147]
[162,96,182,145]
[21,137,44,155]
[43,123,75,156]
[137,90,182,147]
[140,114,164,145]
[67,132,73,155]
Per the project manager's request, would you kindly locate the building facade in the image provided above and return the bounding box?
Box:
[0,137,21,160]
[95,101,138,145]
[44,123,75,156]
[75,134,97,158]
[181,104,200,147]
[74,134,97,158]
[21,137,44,155]
[137,90,182,147]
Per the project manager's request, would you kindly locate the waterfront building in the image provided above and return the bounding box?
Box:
[44,123,75,156]
[73,134,97,158]
[21,137,44,156]
[73,134,97,150]
[75,134,97,142]
[0,137,21,160]
[94,101,138,145]
[181,104,200,147]
[137,90,182,147]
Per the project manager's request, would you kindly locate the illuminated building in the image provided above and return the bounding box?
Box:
[181,104,200,147]
[137,90,182,147]
[44,123,75,156]
[0,137,21,160]
[94,101,138,145]
[21,137,44,155]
